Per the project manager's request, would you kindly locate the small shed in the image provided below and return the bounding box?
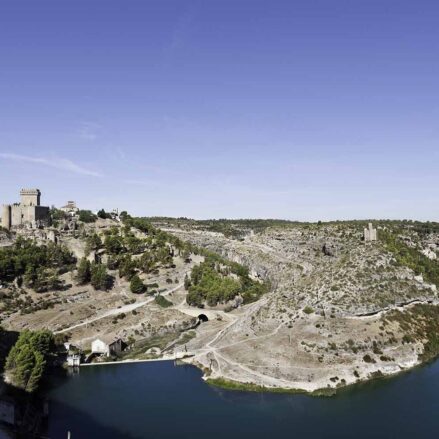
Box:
[67,354,81,367]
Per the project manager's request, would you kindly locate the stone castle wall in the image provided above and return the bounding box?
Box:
[1,189,49,230]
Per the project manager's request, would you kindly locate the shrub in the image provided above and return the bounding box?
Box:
[130,275,146,294]
[154,295,173,308]
[363,354,375,363]
[76,257,91,284]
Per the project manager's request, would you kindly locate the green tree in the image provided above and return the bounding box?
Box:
[5,329,54,392]
[90,263,112,290]
[76,257,91,284]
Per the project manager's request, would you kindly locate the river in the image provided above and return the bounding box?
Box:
[45,359,439,438]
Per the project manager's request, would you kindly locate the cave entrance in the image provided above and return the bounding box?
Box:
[198,314,209,323]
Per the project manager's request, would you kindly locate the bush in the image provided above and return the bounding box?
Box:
[154,295,173,308]
[130,275,146,294]
[78,210,97,223]
[363,354,375,363]
[97,209,111,219]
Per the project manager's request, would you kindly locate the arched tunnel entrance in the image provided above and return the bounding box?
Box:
[198,314,209,323]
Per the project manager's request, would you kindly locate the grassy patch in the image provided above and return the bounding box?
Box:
[206,377,306,394]
[174,331,196,346]
[154,295,173,308]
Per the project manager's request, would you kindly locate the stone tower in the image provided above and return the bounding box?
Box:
[20,188,41,207]
[2,205,11,230]
[364,222,377,242]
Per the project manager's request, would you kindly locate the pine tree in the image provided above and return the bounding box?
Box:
[26,351,45,392]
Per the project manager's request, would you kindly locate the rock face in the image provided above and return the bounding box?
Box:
[157,221,439,392]
[422,248,437,260]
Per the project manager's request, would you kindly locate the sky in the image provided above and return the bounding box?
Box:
[0,0,438,221]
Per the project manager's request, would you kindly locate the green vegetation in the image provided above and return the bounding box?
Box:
[85,233,103,254]
[363,354,375,363]
[381,230,439,287]
[5,330,54,392]
[121,332,181,360]
[186,253,269,307]
[387,304,439,362]
[130,274,146,294]
[78,209,97,223]
[303,306,314,314]
[90,262,112,290]
[147,217,303,239]
[0,237,75,291]
[76,257,91,284]
[154,294,173,308]
[98,216,188,278]
[49,207,64,226]
[97,209,112,219]
[174,330,196,346]
[206,377,308,394]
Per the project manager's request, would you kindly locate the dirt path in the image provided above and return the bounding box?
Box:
[54,282,184,334]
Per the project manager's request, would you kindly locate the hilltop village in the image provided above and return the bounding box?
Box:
[1,187,439,412]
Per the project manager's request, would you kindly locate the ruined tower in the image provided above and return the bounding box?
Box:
[364,222,377,242]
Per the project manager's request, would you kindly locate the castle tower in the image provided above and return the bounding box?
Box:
[2,205,11,230]
[20,188,41,206]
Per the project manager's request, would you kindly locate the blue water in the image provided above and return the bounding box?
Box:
[46,360,439,438]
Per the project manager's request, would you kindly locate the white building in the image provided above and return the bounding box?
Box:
[67,354,81,367]
[60,201,79,216]
[91,337,123,357]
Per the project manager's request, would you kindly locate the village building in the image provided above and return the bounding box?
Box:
[1,189,50,230]
[60,201,79,216]
[364,222,377,242]
[91,337,124,357]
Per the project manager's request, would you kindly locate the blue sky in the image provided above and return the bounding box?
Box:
[0,0,438,220]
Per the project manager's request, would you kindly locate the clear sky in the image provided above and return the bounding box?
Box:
[1,0,438,221]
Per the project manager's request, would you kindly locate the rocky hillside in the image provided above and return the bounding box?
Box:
[153,219,439,392]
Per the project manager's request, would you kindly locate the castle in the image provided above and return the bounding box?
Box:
[1,189,50,230]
